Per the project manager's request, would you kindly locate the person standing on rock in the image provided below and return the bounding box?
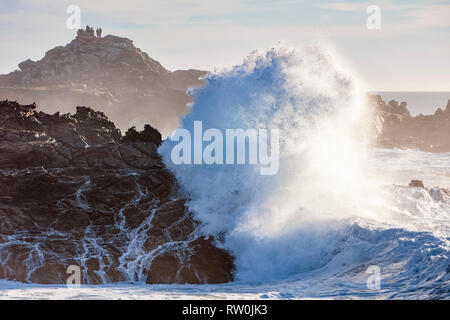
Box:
[96,28,102,38]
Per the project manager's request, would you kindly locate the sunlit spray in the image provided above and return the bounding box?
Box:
[160,43,390,282]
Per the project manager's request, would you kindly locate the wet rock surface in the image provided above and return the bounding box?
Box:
[0,100,234,284]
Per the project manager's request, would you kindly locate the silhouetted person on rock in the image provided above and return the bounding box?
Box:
[84,25,94,36]
[96,28,102,38]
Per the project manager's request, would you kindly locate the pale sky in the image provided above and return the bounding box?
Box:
[0,0,449,91]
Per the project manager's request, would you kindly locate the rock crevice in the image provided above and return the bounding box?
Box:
[0,100,234,284]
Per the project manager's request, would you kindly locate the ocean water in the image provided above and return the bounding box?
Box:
[1,45,449,299]
[373,91,450,116]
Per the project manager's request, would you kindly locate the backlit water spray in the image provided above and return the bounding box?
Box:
[160,44,447,284]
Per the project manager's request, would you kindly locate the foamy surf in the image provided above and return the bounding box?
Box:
[159,44,450,296]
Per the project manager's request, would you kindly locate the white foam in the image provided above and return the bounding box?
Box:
[160,44,450,286]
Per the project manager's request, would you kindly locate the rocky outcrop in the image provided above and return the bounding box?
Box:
[123,125,162,146]
[0,31,207,136]
[409,180,425,189]
[405,179,450,201]
[0,100,234,284]
[371,95,450,152]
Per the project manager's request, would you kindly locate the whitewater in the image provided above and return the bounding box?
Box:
[1,45,449,299]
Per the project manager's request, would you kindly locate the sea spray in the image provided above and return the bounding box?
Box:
[159,44,387,282]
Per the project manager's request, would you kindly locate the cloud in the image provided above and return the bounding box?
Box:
[408,4,450,27]
[314,2,366,12]
[0,0,448,90]
[313,0,423,13]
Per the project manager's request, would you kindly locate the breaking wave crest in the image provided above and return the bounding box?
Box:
[160,44,450,291]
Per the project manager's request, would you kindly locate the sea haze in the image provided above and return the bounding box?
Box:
[371,92,450,116]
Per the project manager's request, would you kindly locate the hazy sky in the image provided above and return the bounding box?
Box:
[0,0,449,91]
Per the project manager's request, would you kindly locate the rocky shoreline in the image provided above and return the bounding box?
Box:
[0,32,206,136]
[0,100,234,284]
[371,95,450,152]
[1,30,448,152]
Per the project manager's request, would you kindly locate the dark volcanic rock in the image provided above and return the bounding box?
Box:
[123,124,162,146]
[0,100,234,284]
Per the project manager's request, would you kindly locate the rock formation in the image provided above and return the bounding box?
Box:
[405,179,450,201]
[409,180,425,189]
[0,32,207,136]
[0,100,234,284]
[371,95,450,152]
